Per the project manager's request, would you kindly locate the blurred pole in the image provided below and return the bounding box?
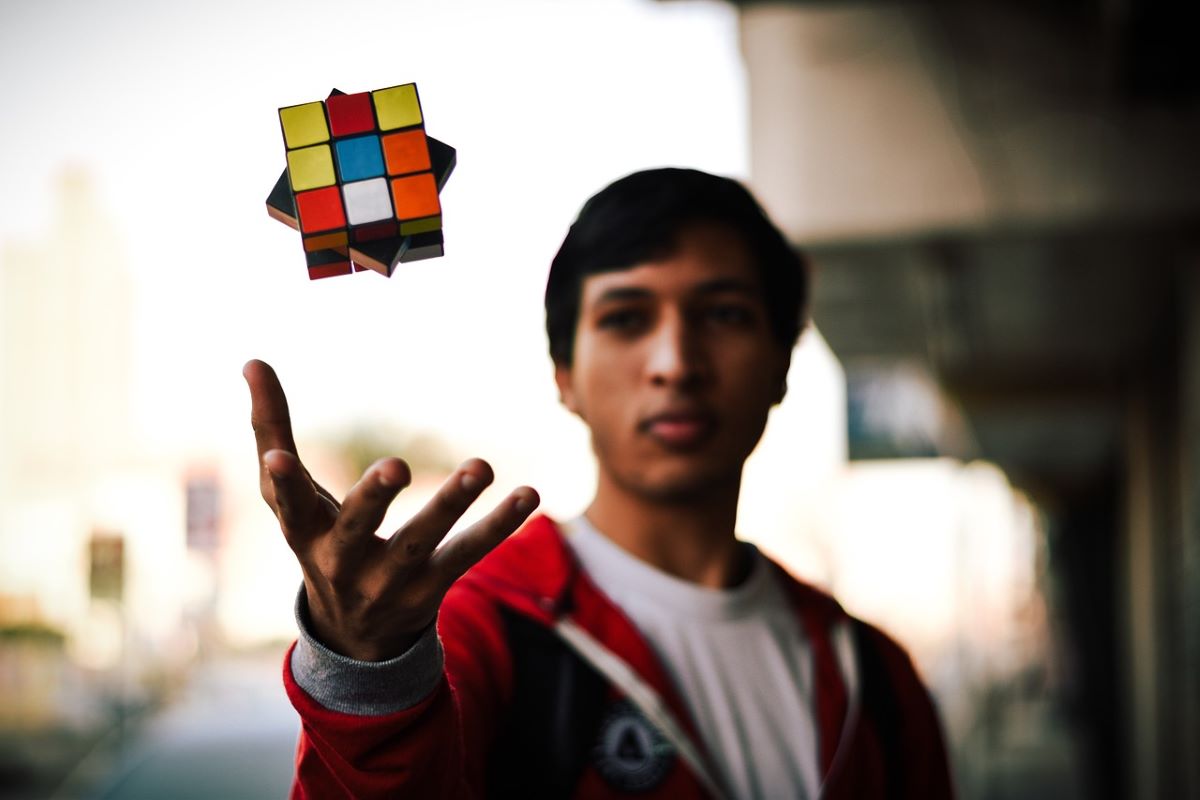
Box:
[88,531,131,770]
[185,470,223,655]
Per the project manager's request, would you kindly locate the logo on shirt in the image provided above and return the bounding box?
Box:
[592,700,675,792]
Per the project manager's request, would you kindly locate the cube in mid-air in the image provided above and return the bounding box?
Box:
[266,83,457,280]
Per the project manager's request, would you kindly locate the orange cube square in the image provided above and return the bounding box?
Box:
[390,173,441,221]
[382,130,432,176]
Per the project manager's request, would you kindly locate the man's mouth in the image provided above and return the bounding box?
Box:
[639,411,717,448]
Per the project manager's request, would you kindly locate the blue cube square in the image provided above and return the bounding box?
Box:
[335,135,385,182]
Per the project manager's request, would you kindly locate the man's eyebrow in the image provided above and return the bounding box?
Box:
[591,286,654,306]
[691,278,761,296]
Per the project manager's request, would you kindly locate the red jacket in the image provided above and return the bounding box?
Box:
[284,515,954,798]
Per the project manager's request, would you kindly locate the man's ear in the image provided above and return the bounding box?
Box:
[773,351,792,406]
[554,363,580,415]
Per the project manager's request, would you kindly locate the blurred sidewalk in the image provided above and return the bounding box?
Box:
[52,652,299,800]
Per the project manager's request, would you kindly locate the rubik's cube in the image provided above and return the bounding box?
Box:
[266,84,457,280]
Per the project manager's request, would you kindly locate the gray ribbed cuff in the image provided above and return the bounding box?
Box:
[290,585,444,715]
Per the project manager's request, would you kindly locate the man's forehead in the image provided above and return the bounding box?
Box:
[579,240,763,305]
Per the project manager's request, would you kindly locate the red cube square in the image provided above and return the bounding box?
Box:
[295,186,347,233]
[327,92,376,137]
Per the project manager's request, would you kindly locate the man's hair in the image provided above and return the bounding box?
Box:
[544,167,810,366]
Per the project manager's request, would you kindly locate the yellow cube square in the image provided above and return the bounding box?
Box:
[373,84,423,131]
[399,215,442,236]
[279,102,330,149]
[288,145,336,192]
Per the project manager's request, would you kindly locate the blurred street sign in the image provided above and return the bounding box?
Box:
[89,532,124,601]
[186,473,222,552]
[846,360,973,460]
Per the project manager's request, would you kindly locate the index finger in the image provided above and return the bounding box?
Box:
[244,359,299,462]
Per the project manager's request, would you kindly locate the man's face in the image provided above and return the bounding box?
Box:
[555,223,792,502]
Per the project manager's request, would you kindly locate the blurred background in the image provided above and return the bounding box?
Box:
[1,0,1197,798]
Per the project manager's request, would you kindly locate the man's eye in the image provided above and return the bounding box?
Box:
[598,310,647,331]
[705,305,754,325]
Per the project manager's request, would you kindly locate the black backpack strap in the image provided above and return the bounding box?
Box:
[485,607,609,798]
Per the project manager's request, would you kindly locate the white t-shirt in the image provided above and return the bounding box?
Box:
[562,516,821,800]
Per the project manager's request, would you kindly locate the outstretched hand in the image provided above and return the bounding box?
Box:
[244,359,539,661]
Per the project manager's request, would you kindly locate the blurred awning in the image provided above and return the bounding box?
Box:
[812,221,1193,488]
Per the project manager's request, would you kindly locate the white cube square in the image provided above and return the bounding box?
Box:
[342,178,393,226]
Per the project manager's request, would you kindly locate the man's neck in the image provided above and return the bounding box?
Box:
[583,472,748,590]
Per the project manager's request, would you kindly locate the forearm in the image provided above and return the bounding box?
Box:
[285,587,470,799]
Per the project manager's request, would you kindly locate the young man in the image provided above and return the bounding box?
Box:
[246,169,954,799]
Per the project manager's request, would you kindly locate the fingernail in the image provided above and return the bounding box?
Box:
[461,473,481,492]
[515,496,533,514]
[377,469,395,488]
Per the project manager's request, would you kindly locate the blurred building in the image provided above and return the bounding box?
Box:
[1,167,134,614]
[719,2,1199,798]
[1,169,136,489]
[0,170,193,725]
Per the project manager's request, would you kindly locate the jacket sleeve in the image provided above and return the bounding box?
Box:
[283,583,514,799]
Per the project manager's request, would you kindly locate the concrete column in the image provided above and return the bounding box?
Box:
[1122,385,1159,800]
[1177,263,1200,798]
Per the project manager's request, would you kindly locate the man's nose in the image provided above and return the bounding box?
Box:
[646,314,706,388]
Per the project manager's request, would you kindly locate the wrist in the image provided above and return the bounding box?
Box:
[302,585,429,662]
[292,584,444,715]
